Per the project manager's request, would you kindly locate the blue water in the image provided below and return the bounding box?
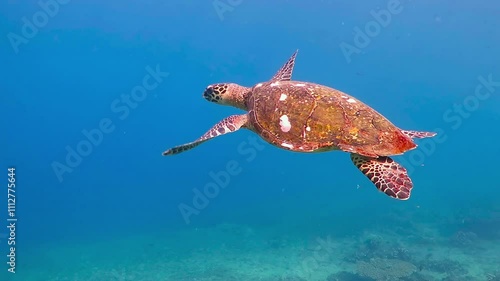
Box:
[1,1,499,280]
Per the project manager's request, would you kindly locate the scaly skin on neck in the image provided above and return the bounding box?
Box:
[224,83,251,111]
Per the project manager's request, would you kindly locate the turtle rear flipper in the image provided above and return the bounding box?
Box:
[350,154,413,200]
[401,130,436,139]
[162,114,248,156]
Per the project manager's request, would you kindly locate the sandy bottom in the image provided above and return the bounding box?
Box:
[15,215,500,281]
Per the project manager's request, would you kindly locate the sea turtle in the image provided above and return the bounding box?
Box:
[163,50,436,200]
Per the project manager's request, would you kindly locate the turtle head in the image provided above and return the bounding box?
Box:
[203,83,250,110]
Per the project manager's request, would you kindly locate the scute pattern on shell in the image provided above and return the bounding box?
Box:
[247,81,416,156]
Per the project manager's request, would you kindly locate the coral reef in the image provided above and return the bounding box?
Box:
[441,275,475,281]
[344,235,412,263]
[326,271,372,281]
[450,230,478,247]
[398,272,436,281]
[486,270,500,281]
[278,276,307,281]
[356,258,417,281]
[419,258,467,275]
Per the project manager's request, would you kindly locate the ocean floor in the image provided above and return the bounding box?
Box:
[17,202,500,281]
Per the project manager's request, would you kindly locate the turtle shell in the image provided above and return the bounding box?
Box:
[246,81,416,157]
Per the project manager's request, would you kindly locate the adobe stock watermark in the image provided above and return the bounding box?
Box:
[398,74,499,175]
[340,0,403,63]
[178,135,266,224]
[281,235,336,280]
[7,0,71,54]
[213,0,243,21]
[51,65,169,183]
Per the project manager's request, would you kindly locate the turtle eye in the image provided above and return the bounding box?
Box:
[203,86,219,103]
[212,84,228,96]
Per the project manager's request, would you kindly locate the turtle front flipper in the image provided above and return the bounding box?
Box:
[350,154,413,200]
[270,49,298,82]
[162,114,248,156]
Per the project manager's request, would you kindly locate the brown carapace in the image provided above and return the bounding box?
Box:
[163,50,436,200]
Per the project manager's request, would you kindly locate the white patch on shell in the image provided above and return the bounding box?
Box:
[279,115,292,132]
[306,126,311,131]
[279,94,287,101]
[281,142,294,149]
[347,98,356,103]
[256,83,263,87]
[295,83,306,87]
[271,81,280,87]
